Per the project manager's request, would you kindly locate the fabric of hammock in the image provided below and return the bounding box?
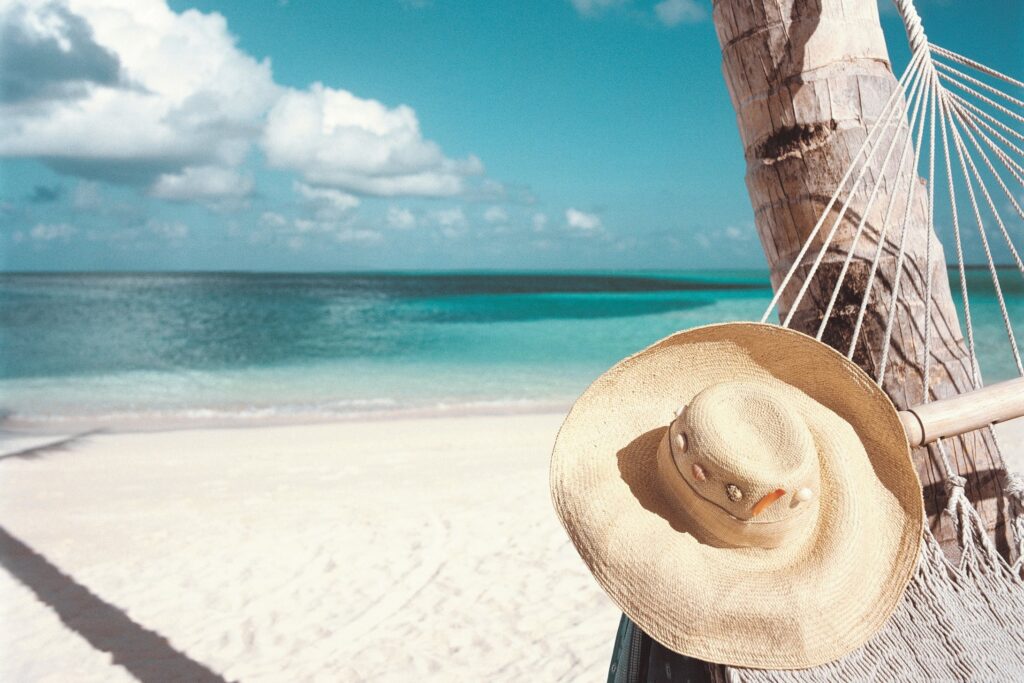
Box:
[705,0,1024,679]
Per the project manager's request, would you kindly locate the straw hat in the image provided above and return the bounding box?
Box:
[550,322,923,669]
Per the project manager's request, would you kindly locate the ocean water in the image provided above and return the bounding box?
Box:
[0,271,1019,430]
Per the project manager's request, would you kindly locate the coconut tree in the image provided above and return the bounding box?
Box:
[711,0,1012,556]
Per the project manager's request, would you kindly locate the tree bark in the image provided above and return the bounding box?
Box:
[711,0,1013,558]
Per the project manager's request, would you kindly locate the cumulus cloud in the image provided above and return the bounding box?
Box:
[433,206,467,239]
[0,2,121,104]
[263,84,483,198]
[335,227,383,244]
[724,225,748,240]
[293,180,360,217]
[292,218,381,243]
[566,208,602,232]
[0,0,280,185]
[483,206,508,224]
[260,211,288,228]
[434,206,467,228]
[386,206,416,230]
[0,0,483,207]
[72,180,101,209]
[653,0,705,26]
[255,209,380,246]
[569,0,706,26]
[147,218,189,240]
[694,224,753,250]
[150,165,254,201]
[531,212,548,232]
[569,0,629,17]
[29,221,76,241]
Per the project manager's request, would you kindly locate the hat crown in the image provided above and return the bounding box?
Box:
[667,381,820,546]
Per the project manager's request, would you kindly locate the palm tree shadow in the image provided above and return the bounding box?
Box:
[0,524,232,683]
[0,429,103,463]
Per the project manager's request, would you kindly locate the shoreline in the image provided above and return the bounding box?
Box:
[0,398,577,437]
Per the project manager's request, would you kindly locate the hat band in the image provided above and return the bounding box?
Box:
[656,434,817,549]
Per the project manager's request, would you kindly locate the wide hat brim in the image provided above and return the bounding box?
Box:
[550,322,924,669]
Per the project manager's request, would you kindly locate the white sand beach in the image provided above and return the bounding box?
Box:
[1,414,1021,682]
[0,414,618,682]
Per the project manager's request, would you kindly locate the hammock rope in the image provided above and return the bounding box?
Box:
[714,1,1024,679]
[760,3,1024,391]
[757,47,929,328]
[813,53,930,346]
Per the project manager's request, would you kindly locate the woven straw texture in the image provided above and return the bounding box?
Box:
[550,322,924,669]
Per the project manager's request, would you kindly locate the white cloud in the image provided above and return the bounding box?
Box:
[293,218,327,234]
[440,226,463,239]
[147,218,188,240]
[267,214,381,245]
[291,218,380,243]
[150,165,254,201]
[724,225,749,240]
[483,205,508,223]
[434,206,467,239]
[695,224,753,251]
[263,84,483,197]
[260,211,288,228]
[434,206,467,228]
[72,180,102,209]
[569,0,706,26]
[0,0,280,183]
[653,0,705,26]
[29,222,76,241]
[531,212,548,232]
[570,0,629,16]
[387,206,416,230]
[0,0,484,206]
[335,227,383,244]
[293,180,360,215]
[566,208,602,232]
[1,2,120,104]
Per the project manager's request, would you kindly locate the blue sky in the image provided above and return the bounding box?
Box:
[0,0,1020,272]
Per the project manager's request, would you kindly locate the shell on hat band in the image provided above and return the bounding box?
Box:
[750,488,787,517]
[675,432,688,454]
[660,381,822,549]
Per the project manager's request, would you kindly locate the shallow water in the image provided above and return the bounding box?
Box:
[0,270,1019,429]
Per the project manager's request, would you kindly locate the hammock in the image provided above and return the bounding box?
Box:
[611,0,1024,679]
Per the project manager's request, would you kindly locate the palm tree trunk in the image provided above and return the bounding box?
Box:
[711,0,1012,557]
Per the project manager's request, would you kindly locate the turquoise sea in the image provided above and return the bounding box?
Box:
[0,271,1020,430]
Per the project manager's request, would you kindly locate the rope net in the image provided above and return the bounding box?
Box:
[757,0,1024,562]
[717,1,1024,679]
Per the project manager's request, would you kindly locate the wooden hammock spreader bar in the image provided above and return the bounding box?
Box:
[899,376,1024,448]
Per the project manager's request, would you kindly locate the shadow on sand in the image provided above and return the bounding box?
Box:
[0,429,103,463]
[0,524,231,683]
